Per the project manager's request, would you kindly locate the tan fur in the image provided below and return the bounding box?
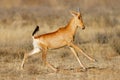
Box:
[21,10,95,71]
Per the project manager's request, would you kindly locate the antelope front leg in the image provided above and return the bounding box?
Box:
[69,47,86,70]
[70,42,96,62]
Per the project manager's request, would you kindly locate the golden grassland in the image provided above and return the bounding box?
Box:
[0,0,120,80]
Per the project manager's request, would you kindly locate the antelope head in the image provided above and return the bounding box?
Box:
[71,8,85,30]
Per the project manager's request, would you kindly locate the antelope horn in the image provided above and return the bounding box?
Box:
[78,8,80,13]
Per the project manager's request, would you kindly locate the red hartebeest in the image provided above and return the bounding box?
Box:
[21,10,96,71]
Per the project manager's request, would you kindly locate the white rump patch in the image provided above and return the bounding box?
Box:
[29,48,41,56]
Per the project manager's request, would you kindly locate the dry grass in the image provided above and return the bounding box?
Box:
[0,0,120,80]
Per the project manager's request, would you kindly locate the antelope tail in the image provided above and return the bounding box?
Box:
[32,25,39,36]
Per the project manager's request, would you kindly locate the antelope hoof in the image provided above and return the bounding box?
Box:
[20,66,24,70]
[82,67,87,71]
[93,59,97,62]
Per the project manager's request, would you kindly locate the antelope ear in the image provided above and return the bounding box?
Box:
[70,11,79,17]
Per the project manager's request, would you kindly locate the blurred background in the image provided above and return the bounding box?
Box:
[0,0,120,80]
[0,0,120,27]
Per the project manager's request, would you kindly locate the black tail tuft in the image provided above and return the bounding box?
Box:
[32,25,39,36]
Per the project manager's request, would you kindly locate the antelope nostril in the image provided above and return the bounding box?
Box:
[82,27,85,30]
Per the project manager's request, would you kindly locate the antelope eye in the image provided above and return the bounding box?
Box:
[78,16,81,19]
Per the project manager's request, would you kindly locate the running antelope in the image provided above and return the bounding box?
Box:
[21,10,96,71]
